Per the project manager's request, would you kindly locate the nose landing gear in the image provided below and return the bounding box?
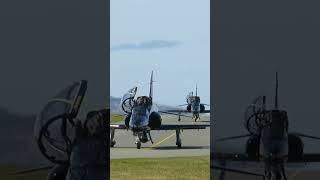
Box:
[110,128,116,147]
[135,139,141,149]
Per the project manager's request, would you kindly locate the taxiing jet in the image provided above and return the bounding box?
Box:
[110,71,210,149]
[167,85,210,121]
[211,72,320,180]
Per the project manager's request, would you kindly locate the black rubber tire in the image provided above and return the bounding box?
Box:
[110,141,116,147]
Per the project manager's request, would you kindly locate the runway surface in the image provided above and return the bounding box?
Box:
[110,115,210,159]
[210,160,320,180]
[211,169,320,180]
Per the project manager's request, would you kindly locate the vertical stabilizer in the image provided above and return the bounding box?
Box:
[275,72,279,109]
[149,71,154,99]
[196,84,198,96]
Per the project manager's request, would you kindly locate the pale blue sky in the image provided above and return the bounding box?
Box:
[110,0,210,106]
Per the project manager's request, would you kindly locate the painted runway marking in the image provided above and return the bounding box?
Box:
[147,132,176,149]
[146,119,204,149]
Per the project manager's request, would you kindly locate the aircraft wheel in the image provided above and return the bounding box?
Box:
[177,143,182,149]
[136,142,141,149]
[110,141,116,147]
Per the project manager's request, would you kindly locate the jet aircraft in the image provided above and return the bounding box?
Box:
[10,80,109,180]
[110,71,210,149]
[211,72,320,180]
[167,85,210,121]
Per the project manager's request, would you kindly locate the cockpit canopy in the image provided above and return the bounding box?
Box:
[261,110,288,128]
[134,96,152,108]
[129,96,152,129]
[34,80,87,164]
[121,87,154,129]
[260,110,289,139]
[121,87,137,114]
[187,96,200,104]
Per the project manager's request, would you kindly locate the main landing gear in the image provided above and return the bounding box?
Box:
[176,129,182,148]
[110,128,184,149]
[110,128,116,147]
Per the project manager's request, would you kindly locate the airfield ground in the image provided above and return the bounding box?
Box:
[0,165,47,180]
[111,156,209,180]
[110,114,210,179]
[110,114,210,159]
[3,165,320,180]
[211,170,320,180]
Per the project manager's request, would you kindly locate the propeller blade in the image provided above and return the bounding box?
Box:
[9,165,53,175]
[211,165,265,177]
[217,134,251,141]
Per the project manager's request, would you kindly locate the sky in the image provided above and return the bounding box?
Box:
[0,1,107,116]
[110,0,210,106]
[212,0,320,153]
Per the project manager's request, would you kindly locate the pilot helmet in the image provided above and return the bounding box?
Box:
[85,109,108,136]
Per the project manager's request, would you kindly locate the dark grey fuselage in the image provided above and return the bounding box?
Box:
[260,110,289,161]
[259,110,289,179]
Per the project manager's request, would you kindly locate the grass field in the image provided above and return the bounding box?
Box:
[0,165,47,180]
[111,114,125,123]
[111,156,210,180]
[211,170,320,180]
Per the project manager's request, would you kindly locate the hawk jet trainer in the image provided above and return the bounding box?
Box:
[167,85,210,122]
[110,71,210,149]
[212,72,320,180]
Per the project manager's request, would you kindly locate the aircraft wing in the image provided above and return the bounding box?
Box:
[154,124,210,130]
[110,124,127,129]
[164,109,211,113]
[288,132,320,162]
[158,110,191,117]
[201,110,211,113]
[110,124,209,130]
[212,152,320,163]
[289,154,320,162]
[212,152,254,162]
[164,109,189,113]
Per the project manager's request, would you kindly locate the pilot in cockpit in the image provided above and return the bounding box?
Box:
[134,96,152,111]
[129,96,152,129]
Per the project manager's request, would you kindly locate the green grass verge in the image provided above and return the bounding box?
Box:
[111,156,210,180]
[111,113,125,124]
[0,165,47,180]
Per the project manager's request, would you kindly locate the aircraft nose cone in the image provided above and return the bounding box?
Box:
[133,120,142,127]
[194,107,199,111]
[261,139,288,160]
[129,112,149,129]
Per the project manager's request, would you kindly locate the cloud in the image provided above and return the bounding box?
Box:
[111,40,182,51]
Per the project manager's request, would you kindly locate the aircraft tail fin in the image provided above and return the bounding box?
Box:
[275,72,279,109]
[149,71,154,99]
[196,84,198,96]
